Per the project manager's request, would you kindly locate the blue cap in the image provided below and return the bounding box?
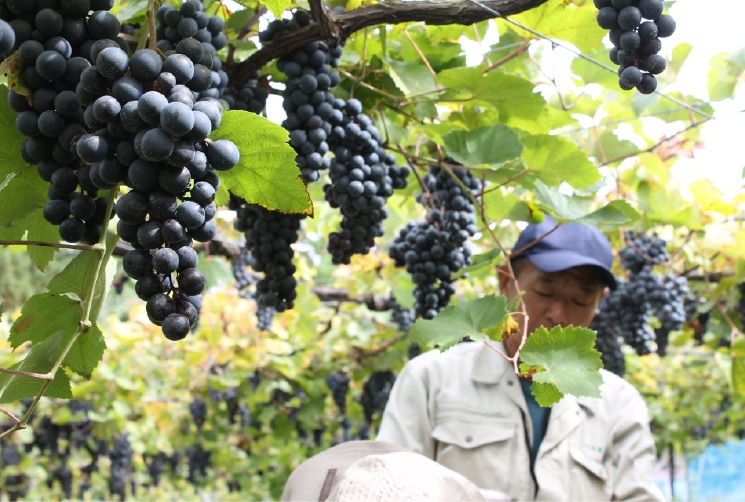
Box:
[511,215,617,290]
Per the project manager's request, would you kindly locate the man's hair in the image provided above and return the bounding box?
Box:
[509,257,529,279]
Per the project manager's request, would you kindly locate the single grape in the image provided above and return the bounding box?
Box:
[96,47,130,80]
[86,10,120,40]
[123,249,154,279]
[636,73,658,94]
[115,191,148,224]
[153,247,180,274]
[140,128,175,162]
[655,15,676,38]
[43,199,71,225]
[130,49,163,83]
[176,201,205,229]
[36,50,67,80]
[178,267,206,296]
[163,53,195,84]
[59,218,87,242]
[160,101,195,138]
[146,293,173,325]
[206,139,239,171]
[162,313,190,340]
[619,66,643,88]
[137,220,166,249]
[138,91,169,126]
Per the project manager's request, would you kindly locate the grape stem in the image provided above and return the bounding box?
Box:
[0,406,21,424]
[0,239,96,251]
[146,0,158,51]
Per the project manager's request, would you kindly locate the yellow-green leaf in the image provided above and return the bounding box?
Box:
[209,110,312,216]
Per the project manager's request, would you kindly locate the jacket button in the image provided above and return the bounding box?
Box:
[507,380,514,386]
[465,435,473,443]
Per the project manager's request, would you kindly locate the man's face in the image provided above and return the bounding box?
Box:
[499,260,608,357]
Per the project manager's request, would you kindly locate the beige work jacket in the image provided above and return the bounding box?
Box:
[377,341,664,501]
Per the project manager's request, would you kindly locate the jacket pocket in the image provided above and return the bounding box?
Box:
[431,415,518,494]
[568,446,610,500]
[433,418,515,449]
[569,446,607,480]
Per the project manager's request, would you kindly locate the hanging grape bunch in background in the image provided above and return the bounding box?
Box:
[594,0,676,94]
[591,231,689,370]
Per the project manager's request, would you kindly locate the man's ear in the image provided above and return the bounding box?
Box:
[497,263,513,296]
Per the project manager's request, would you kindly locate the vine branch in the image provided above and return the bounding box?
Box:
[233,0,549,80]
[0,239,96,251]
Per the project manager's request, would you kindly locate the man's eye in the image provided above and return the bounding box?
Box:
[535,291,552,297]
[573,300,589,307]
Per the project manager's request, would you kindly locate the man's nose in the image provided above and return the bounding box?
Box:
[546,300,570,327]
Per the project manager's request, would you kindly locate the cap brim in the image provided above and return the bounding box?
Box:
[527,251,617,290]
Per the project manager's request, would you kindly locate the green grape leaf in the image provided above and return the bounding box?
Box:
[0,207,60,270]
[0,332,73,403]
[590,131,640,164]
[519,326,603,407]
[198,254,234,290]
[48,232,118,322]
[0,85,28,180]
[636,180,704,230]
[511,2,605,54]
[533,181,639,224]
[530,381,564,407]
[451,248,502,280]
[387,59,437,97]
[209,110,312,216]
[669,43,693,74]
[261,0,290,21]
[483,189,545,224]
[26,210,62,270]
[113,0,149,22]
[443,125,523,167]
[225,8,256,32]
[0,56,31,100]
[708,49,745,102]
[521,134,600,189]
[63,322,106,379]
[411,295,510,350]
[438,68,549,132]
[0,167,48,229]
[9,294,81,348]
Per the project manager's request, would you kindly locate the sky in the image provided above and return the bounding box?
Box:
[664,0,745,200]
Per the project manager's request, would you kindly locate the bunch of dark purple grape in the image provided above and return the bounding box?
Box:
[1,5,123,245]
[154,0,229,101]
[591,230,688,357]
[81,42,238,341]
[324,98,410,264]
[389,160,480,319]
[594,0,676,94]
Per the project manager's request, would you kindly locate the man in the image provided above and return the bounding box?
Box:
[377,216,664,501]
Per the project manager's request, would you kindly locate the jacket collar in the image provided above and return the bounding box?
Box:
[470,340,514,384]
[469,340,597,415]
